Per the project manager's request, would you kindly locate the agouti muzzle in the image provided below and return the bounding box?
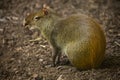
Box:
[23,6,106,70]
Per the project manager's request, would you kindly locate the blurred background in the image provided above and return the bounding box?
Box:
[0,0,120,80]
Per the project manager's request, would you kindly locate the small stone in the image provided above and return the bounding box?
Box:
[40,45,46,48]
[0,18,7,22]
[0,28,4,32]
[12,16,18,20]
[118,33,120,36]
[39,59,43,62]
[45,65,51,68]
[32,73,38,78]
[0,28,4,34]
[32,74,43,80]
[10,58,15,61]
[57,75,64,80]
[15,47,22,51]
[108,29,113,33]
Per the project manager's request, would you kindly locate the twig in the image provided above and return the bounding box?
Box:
[29,37,41,42]
[115,41,120,47]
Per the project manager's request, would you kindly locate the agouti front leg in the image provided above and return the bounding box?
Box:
[52,47,61,66]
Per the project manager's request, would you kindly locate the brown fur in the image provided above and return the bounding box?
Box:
[24,8,106,70]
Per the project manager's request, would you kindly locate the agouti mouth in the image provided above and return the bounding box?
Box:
[29,26,38,30]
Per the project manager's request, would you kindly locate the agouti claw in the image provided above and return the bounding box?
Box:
[51,63,56,67]
[51,60,60,67]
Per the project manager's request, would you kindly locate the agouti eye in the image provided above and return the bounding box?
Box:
[34,16,42,20]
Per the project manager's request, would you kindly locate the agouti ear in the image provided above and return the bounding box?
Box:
[43,8,48,15]
[42,4,49,15]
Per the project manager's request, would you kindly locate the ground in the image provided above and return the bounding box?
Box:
[0,0,120,80]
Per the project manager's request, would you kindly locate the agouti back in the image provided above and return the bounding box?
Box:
[23,7,106,70]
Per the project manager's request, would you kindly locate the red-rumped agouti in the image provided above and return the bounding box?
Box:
[23,6,106,70]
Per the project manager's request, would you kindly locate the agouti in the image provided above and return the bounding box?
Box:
[23,7,106,70]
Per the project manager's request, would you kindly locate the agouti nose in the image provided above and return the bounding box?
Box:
[23,19,28,27]
[24,23,28,26]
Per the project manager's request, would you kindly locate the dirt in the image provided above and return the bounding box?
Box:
[0,0,120,80]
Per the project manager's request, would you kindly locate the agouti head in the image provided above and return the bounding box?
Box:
[23,6,60,39]
[23,8,49,29]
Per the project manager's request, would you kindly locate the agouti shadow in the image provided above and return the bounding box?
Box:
[57,54,120,70]
[100,55,120,69]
